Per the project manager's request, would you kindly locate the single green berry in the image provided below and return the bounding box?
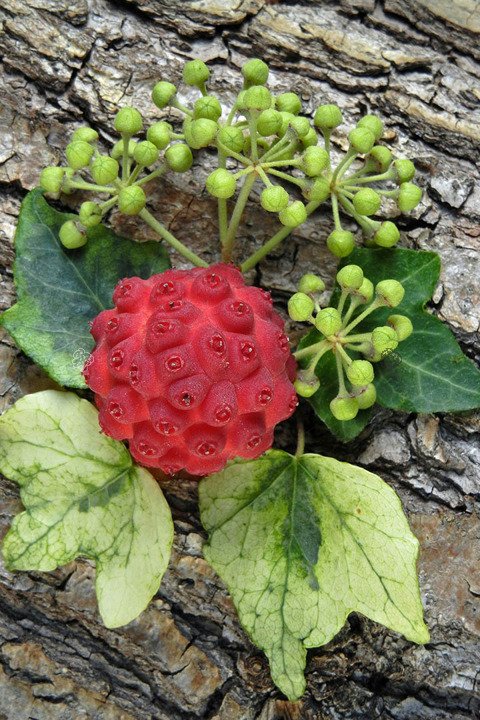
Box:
[373,221,400,248]
[217,126,245,153]
[183,59,210,88]
[337,264,364,290]
[65,141,94,170]
[206,168,237,199]
[330,395,359,421]
[184,118,218,149]
[276,92,301,115]
[348,127,375,154]
[165,143,193,172]
[346,359,374,386]
[368,145,392,172]
[72,127,98,143]
[59,220,87,249]
[114,106,143,135]
[117,185,146,215]
[261,185,289,212]
[327,230,355,258]
[376,279,405,307]
[60,167,75,195]
[289,116,310,138]
[294,373,320,398]
[388,314,413,341]
[394,158,416,183]
[355,383,377,409]
[315,307,342,336]
[301,127,318,148]
[194,95,222,121]
[308,177,330,203]
[288,292,315,322]
[147,121,172,150]
[301,146,329,176]
[244,85,272,111]
[91,155,119,185]
[372,326,398,355]
[242,58,269,87]
[354,277,374,304]
[357,114,384,141]
[39,166,65,195]
[257,109,282,136]
[352,187,382,216]
[79,201,102,228]
[152,81,177,109]
[314,104,343,130]
[134,140,160,166]
[398,182,422,212]
[279,200,307,227]
[236,90,248,111]
[277,111,295,138]
[298,273,325,294]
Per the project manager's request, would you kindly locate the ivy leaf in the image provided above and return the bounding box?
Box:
[1,189,170,388]
[0,390,173,628]
[200,450,429,700]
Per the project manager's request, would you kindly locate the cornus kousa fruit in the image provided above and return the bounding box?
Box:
[83,264,298,476]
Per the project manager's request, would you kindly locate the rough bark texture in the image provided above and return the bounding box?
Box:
[1,1,480,718]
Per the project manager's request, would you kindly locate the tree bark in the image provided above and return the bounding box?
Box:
[1,1,480,718]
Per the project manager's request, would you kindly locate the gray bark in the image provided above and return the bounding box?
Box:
[0,1,479,718]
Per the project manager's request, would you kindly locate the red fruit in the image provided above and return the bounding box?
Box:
[84,263,297,476]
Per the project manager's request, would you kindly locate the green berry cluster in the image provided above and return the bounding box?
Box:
[291,266,413,421]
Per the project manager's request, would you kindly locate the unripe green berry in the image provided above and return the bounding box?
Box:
[61,167,75,195]
[308,177,330,203]
[277,111,295,138]
[79,201,102,228]
[133,140,160,167]
[346,359,374,386]
[288,292,315,322]
[289,116,310,138]
[394,158,416,183]
[388,314,413,341]
[184,118,218,149]
[337,264,364,290]
[368,145,392,172]
[217,126,245,153]
[257,109,282,137]
[91,155,119,185]
[114,106,143,135]
[348,127,375,154]
[194,95,222,121]
[294,373,320,398]
[183,59,210,87]
[373,221,400,248]
[236,90,248,111]
[314,104,343,130]
[279,200,307,227]
[352,187,381,216]
[72,127,98,143]
[244,85,272,111]
[147,121,172,150]
[242,58,269,87]
[301,146,329,176]
[65,141,94,170]
[330,395,359,421]
[375,279,405,307]
[165,143,193,172]
[301,127,318,148]
[357,114,384,141]
[327,230,355,258]
[298,274,325,294]
[59,220,87,249]
[152,81,177,109]
[398,182,422,212]
[40,167,65,195]
[353,277,374,304]
[355,383,377,409]
[206,168,237,199]
[276,92,301,115]
[261,185,289,212]
[117,185,146,215]
[372,326,398,355]
[315,307,342,336]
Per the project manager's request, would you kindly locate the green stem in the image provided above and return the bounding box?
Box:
[346,341,371,354]
[342,299,382,335]
[335,351,347,395]
[295,419,305,457]
[331,148,357,184]
[341,297,361,328]
[67,180,116,194]
[139,208,208,267]
[342,169,395,186]
[222,172,257,263]
[171,100,193,116]
[257,166,272,187]
[135,164,167,187]
[216,139,251,166]
[99,196,118,213]
[331,193,342,231]
[260,136,289,162]
[342,332,372,343]
[218,148,228,246]
[337,344,352,367]
[128,164,142,185]
[337,290,348,316]
[262,158,301,168]
[121,133,131,182]
[338,194,379,234]
[293,338,329,361]
[248,113,259,162]
[268,168,306,189]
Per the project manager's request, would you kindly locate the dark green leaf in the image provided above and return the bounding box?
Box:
[1,190,170,387]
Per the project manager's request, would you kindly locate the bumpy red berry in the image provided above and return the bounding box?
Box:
[84,264,298,476]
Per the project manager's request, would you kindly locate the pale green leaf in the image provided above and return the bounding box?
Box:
[0,390,173,628]
[200,450,429,700]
